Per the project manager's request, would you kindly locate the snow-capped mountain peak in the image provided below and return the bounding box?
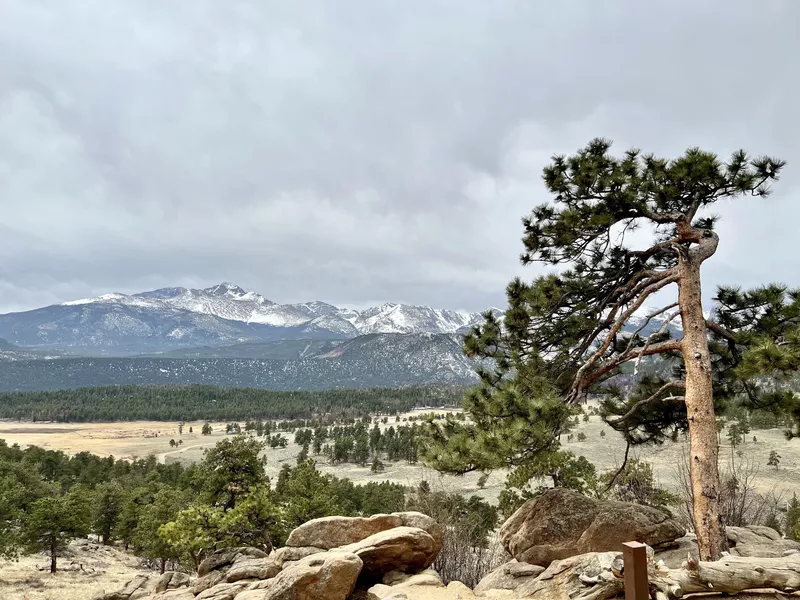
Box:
[351,302,479,335]
[47,283,490,340]
[60,292,162,309]
[204,282,248,298]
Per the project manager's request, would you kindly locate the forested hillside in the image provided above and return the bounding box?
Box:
[0,435,498,576]
[0,384,464,422]
[0,334,479,393]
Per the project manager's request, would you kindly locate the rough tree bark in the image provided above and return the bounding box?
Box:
[677,225,726,561]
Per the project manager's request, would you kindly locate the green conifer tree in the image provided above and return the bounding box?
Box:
[134,486,188,573]
[93,481,125,545]
[196,435,266,509]
[22,486,92,573]
[424,139,787,561]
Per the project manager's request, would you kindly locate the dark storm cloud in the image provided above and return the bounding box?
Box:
[1,0,799,313]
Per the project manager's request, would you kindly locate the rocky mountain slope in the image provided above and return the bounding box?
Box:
[0,337,63,361]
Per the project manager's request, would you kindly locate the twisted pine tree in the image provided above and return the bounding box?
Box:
[424,139,787,561]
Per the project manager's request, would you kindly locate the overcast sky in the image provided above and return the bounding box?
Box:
[1,1,798,314]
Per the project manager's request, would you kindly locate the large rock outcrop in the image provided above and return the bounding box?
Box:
[236,551,363,600]
[473,560,545,595]
[285,512,443,557]
[91,574,158,600]
[500,488,685,566]
[101,513,444,600]
[224,556,281,583]
[155,571,192,593]
[198,547,270,577]
[340,526,439,575]
[93,505,800,600]
[195,581,253,600]
[271,545,326,566]
[367,568,444,598]
[285,514,402,549]
[726,525,800,557]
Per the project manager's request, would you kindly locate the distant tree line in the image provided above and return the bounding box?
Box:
[214,413,466,468]
[293,422,423,467]
[0,384,464,422]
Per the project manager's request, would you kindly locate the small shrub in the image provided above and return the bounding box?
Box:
[675,450,784,529]
[602,459,678,510]
[21,575,45,589]
[408,485,505,587]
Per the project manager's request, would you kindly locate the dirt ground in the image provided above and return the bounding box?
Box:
[0,539,151,600]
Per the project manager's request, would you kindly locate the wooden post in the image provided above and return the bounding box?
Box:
[623,541,649,600]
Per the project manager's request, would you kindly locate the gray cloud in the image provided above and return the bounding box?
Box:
[1,0,799,314]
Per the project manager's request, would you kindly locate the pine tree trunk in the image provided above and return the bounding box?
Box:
[160,557,166,574]
[678,248,726,561]
[50,540,57,573]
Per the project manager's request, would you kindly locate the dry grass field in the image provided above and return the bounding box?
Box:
[1,406,798,502]
[561,413,800,499]
[0,409,503,500]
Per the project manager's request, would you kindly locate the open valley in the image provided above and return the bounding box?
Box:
[3,410,798,504]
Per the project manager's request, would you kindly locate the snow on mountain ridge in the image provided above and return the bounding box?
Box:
[56,284,488,336]
[628,305,685,331]
[351,302,480,335]
[204,282,249,298]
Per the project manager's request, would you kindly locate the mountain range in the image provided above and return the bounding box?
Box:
[0,283,680,393]
[0,282,495,354]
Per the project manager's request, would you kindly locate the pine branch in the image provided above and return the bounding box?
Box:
[638,207,685,224]
[606,381,686,426]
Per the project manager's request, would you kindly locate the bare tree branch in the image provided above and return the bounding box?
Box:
[575,339,685,398]
[706,319,738,342]
[624,302,680,356]
[634,308,682,374]
[603,440,631,491]
[573,272,679,391]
